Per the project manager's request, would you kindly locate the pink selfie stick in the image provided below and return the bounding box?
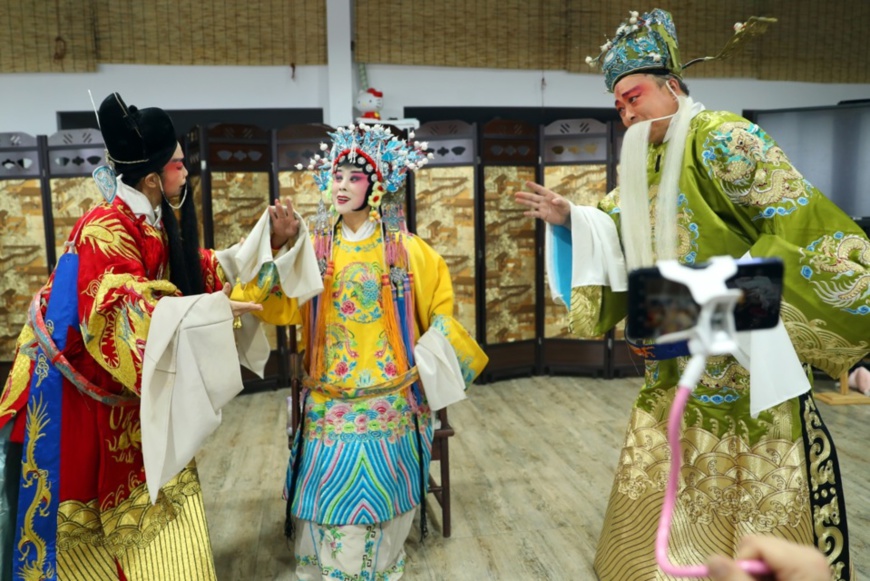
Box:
[652,259,772,578]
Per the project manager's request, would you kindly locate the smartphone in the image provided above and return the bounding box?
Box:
[626,258,784,340]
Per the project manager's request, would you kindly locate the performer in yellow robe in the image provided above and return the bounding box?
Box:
[233,123,487,580]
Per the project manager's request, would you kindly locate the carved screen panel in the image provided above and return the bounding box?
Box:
[543,165,608,339]
[50,177,102,259]
[483,166,536,344]
[413,167,476,337]
[0,179,49,359]
[210,171,271,251]
[278,171,322,223]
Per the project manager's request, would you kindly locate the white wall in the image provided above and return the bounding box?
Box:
[0,65,329,135]
[2,63,869,136]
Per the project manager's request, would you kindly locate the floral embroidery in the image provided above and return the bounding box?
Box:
[321,323,359,384]
[334,361,350,377]
[325,526,345,559]
[297,554,318,567]
[700,119,812,218]
[297,524,407,580]
[305,395,412,445]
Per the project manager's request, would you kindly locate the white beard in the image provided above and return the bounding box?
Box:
[618,95,698,271]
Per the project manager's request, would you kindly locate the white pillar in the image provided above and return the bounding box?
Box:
[324,0,354,127]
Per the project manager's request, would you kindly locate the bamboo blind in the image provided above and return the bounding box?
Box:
[94,0,326,66]
[356,0,569,70]
[0,0,97,72]
[2,1,868,83]
[0,0,325,71]
[358,0,870,84]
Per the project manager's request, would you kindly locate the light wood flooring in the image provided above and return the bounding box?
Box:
[196,376,869,580]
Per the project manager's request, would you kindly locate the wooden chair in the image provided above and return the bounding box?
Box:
[428,407,454,537]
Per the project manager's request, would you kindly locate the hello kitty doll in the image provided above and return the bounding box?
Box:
[355,88,384,120]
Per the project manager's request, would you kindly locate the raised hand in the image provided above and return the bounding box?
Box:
[514,181,571,226]
[269,196,300,249]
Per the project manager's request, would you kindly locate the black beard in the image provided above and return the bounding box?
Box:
[161,187,204,296]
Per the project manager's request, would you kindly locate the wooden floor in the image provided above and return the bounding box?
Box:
[197,376,869,580]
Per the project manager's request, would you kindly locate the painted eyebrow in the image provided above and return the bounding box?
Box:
[615,87,642,106]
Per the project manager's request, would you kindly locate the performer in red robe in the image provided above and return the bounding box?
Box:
[0,92,318,580]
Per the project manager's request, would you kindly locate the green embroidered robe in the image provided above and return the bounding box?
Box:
[566,110,868,581]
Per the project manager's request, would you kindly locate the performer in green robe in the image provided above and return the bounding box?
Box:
[516,8,868,581]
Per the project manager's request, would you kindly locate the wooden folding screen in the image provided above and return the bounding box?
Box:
[0,133,50,363]
[46,129,106,266]
[0,128,105,374]
[274,123,333,369]
[413,121,478,340]
[538,119,640,378]
[186,123,284,390]
[540,119,610,375]
[0,119,641,385]
[478,120,540,381]
[274,124,331,216]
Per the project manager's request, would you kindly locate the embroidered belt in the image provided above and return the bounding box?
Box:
[626,337,691,360]
[302,367,420,401]
[28,293,138,407]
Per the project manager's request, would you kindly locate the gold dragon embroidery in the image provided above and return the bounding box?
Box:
[803,234,870,310]
[705,121,808,208]
[17,394,55,580]
[107,406,141,464]
[79,215,141,264]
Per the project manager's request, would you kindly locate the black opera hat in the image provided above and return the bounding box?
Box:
[97,92,177,180]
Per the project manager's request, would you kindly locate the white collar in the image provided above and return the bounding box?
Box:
[340,218,377,242]
[115,176,162,228]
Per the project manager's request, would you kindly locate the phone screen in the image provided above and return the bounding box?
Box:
[626,258,784,340]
